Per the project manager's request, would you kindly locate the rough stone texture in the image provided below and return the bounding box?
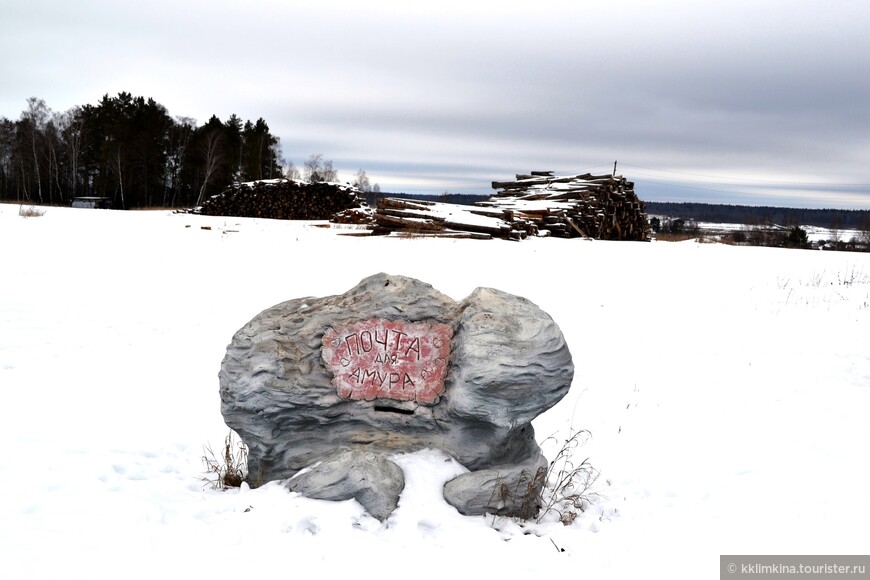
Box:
[448,287,575,428]
[443,454,548,518]
[219,272,573,519]
[286,448,404,521]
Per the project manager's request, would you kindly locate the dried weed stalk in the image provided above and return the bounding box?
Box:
[19,205,45,218]
[536,428,599,525]
[489,428,599,526]
[202,431,248,490]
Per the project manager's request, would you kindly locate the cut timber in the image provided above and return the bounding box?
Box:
[368,170,649,241]
[196,179,364,221]
[378,198,436,210]
[399,231,492,240]
[374,213,444,231]
[378,208,447,222]
[486,171,650,241]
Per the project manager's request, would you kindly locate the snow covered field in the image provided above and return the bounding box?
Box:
[1,204,868,579]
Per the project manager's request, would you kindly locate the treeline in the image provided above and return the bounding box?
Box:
[646,201,870,230]
[0,93,282,209]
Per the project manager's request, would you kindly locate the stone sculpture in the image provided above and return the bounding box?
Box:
[220,273,572,520]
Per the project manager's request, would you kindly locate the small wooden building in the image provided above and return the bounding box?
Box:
[71,197,113,209]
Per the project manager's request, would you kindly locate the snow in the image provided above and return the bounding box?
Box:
[1,203,869,579]
[801,225,863,243]
[683,220,864,244]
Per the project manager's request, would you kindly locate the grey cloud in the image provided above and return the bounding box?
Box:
[2,0,868,207]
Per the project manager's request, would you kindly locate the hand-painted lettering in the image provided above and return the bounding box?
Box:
[322,319,452,404]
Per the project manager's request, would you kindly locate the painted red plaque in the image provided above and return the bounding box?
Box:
[321,319,452,404]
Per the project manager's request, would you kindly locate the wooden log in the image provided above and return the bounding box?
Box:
[406,231,493,240]
[565,218,587,237]
[378,197,435,211]
[491,175,576,189]
[374,213,444,231]
[442,219,510,238]
[377,208,447,222]
[466,208,507,219]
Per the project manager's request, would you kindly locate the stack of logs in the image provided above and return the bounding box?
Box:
[197,179,363,220]
[484,171,650,240]
[363,171,650,241]
[373,197,531,240]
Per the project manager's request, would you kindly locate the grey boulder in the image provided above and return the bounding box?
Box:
[287,448,404,522]
[219,273,573,520]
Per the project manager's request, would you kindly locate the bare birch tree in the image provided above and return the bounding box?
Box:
[196,129,223,206]
[114,146,125,209]
[22,97,50,204]
[284,159,301,180]
[60,107,83,199]
[352,169,371,192]
[304,153,337,183]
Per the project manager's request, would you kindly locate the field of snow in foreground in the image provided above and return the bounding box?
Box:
[1,204,868,579]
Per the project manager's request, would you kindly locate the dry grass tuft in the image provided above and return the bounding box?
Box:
[202,431,248,490]
[19,205,45,218]
[534,428,600,525]
[489,428,600,526]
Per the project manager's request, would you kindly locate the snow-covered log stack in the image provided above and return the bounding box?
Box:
[197,179,363,220]
[369,171,649,241]
[483,171,650,241]
[373,197,535,240]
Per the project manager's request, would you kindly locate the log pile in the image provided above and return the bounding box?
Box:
[484,171,650,240]
[331,205,375,225]
[368,171,649,241]
[197,179,363,220]
[372,197,533,240]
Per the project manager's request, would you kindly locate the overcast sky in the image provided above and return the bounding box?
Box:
[3,0,869,208]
